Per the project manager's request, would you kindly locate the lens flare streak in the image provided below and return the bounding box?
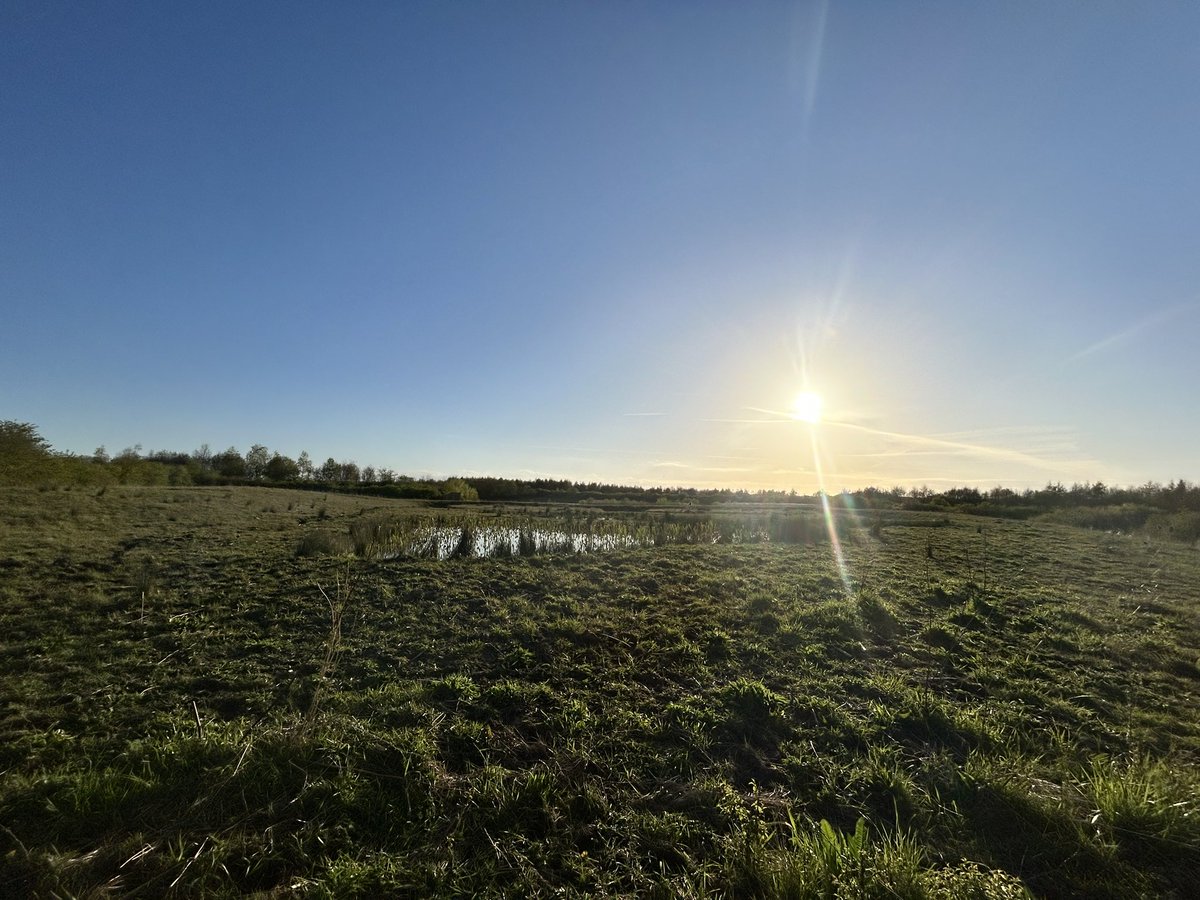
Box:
[809,428,853,596]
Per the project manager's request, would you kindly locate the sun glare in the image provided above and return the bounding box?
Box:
[790,391,823,424]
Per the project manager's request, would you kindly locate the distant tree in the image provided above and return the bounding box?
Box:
[193,444,213,470]
[1152,479,1191,511]
[319,457,340,482]
[942,487,982,505]
[377,467,396,484]
[245,444,270,480]
[361,465,376,485]
[112,446,143,482]
[1137,481,1161,501]
[93,446,110,464]
[147,449,190,466]
[213,447,247,478]
[265,453,300,482]
[1042,481,1067,507]
[340,461,361,484]
[297,450,314,480]
[442,478,479,501]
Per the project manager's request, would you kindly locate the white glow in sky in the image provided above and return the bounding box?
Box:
[790,392,823,424]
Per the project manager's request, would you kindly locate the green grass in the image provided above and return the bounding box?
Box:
[1,485,1198,896]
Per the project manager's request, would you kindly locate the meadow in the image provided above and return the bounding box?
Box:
[1,485,1198,897]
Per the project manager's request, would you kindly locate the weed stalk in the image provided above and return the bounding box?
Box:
[302,564,353,734]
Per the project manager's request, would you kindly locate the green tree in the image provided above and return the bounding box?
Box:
[245,444,270,480]
[213,447,247,478]
[442,478,479,501]
[112,446,143,482]
[319,457,340,482]
[265,453,300,482]
[297,450,314,480]
[0,421,50,456]
[0,421,54,484]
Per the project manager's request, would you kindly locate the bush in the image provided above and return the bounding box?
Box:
[1040,504,1152,532]
[295,531,351,558]
[1144,510,1200,544]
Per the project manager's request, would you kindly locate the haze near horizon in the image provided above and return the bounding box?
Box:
[3,2,1197,492]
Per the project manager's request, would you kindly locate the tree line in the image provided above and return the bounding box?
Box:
[0,421,478,499]
[2,420,1198,526]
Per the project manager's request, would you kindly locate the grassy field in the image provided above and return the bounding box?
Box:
[1,485,1198,897]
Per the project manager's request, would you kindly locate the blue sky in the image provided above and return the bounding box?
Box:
[3,2,1198,491]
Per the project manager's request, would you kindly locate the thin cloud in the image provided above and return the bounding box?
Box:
[650,461,755,474]
[622,412,667,417]
[711,407,1096,477]
[1068,302,1197,363]
[527,444,668,459]
[826,420,1098,475]
[701,405,826,425]
[930,424,1074,440]
[705,406,810,424]
[882,475,997,486]
[846,449,971,459]
[703,417,792,425]
[789,0,830,136]
[922,425,1084,456]
[746,406,793,419]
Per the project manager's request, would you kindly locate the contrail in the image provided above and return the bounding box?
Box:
[1068,302,1196,363]
[800,0,829,136]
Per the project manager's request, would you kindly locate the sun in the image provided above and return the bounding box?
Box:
[790,391,823,424]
